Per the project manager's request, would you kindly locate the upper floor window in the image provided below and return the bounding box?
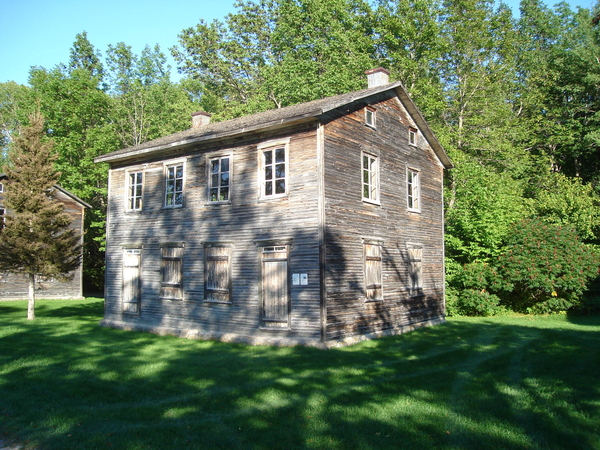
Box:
[127,171,143,210]
[262,147,287,197]
[362,152,379,203]
[408,127,418,146]
[0,183,4,193]
[208,156,230,203]
[165,163,184,207]
[407,168,420,211]
[365,107,376,128]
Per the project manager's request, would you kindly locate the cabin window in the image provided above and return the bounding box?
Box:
[364,242,383,301]
[164,163,184,207]
[0,183,3,192]
[362,152,379,203]
[160,243,184,299]
[365,107,376,128]
[408,245,423,296]
[408,127,418,146]
[407,167,420,211]
[208,156,230,203]
[204,243,232,303]
[127,171,143,210]
[261,147,287,197]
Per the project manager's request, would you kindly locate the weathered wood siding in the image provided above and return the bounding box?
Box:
[103,123,323,343]
[322,92,446,342]
[0,189,86,300]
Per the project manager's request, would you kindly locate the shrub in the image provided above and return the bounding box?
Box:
[446,262,505,316]
[496,219,600,313]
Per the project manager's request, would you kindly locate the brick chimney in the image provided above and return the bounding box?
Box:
[192,111,212,129]
[365,67,390,88]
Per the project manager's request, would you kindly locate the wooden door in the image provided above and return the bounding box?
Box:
[122,249,141,314]
[261,246,289,328]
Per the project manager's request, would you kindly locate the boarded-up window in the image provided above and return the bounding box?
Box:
[127,171,143,210]
[122,248,141,314]
[204,244,231,302]
[408,245,423,296]
[364,242,383,301]
[161,244,183,299]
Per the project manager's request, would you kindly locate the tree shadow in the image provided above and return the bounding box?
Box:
[1,304,599,450]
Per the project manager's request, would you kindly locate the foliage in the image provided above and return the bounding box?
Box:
[445,261,505,316]
[0,112,82,319]
[495,218,600,314]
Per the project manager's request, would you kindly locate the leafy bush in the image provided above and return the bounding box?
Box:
[495,219,600,313]
[446,262,505,316]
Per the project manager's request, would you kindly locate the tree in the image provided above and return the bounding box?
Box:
[0,112,82,320]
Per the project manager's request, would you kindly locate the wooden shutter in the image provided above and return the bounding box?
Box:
[161,246,183,299]
[122,250,141,314]
[261,246,289,328]
[205,245,231,302]
[409,247,423,295]
[365,243,383,301]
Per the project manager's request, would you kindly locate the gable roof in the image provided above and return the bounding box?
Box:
[95,82,453,169]
[0,173,92,209]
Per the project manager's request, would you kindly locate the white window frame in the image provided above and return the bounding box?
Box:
[258,138,290,199]
[407,244,423,297]
[126,170,144,211]
[407,167,420,212]
[207,154,232,204]
[408,127,418,146]
[362,151,380,204]
[164,161,185,208]
[0,183,4,193]
[365,107,376,129]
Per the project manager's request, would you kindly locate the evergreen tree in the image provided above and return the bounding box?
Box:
[0,112,82,320]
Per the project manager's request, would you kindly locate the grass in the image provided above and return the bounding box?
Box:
[0,299,599,450]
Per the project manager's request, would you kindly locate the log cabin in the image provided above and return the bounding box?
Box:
[0,174,90,300]
[95,68,453,347]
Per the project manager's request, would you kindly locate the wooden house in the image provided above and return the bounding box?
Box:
[0,174,90,300]
[95,68,453,347]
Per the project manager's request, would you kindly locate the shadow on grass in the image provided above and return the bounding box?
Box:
[1,300,599,450]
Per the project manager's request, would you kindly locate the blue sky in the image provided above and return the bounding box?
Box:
[0,0,596,86]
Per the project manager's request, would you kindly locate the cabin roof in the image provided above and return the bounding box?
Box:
[94,81,453,169]
[0,173,92,209]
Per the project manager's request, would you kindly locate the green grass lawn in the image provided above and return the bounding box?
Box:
[0,299,599,450]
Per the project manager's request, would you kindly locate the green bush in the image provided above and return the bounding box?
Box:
[446,262,505,316]
[495,219,600,314]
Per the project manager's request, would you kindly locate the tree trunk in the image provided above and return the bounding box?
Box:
[27,273,36,320]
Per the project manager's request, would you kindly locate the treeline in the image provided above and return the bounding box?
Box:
[0,0,599,313]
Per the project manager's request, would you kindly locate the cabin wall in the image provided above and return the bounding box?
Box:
[323,92,446,342]
[103,123,322,344]
[0,189,85,300]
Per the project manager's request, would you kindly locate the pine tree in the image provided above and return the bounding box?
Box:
[0,111,82,320]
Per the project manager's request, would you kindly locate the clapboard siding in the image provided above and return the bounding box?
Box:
[323,92,445,341]
[103,123,323,341]
[99,76,451,346]
[0,186,86,300]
